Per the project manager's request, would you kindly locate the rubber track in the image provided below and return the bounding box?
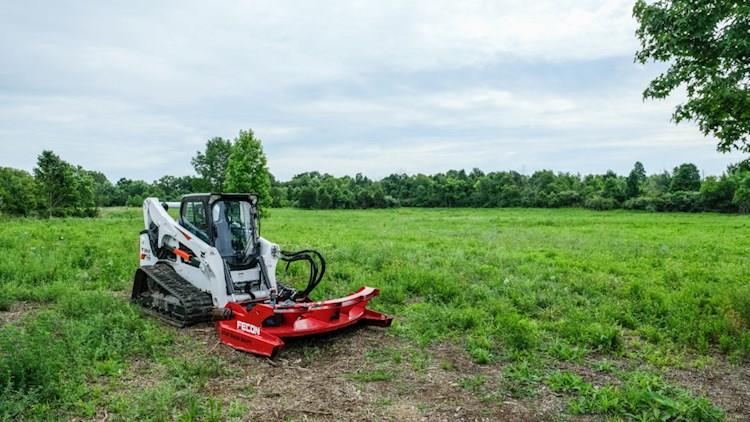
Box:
[134,263,214,327]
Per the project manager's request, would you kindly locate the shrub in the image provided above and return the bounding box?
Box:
[622,196,656,211]
[664,191,702,212]
[0,167,37,217]
[584,196,617,211]
[557,190,582,207]
[700,175,736,212]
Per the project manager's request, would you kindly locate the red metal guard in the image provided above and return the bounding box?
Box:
[217,287,392,357]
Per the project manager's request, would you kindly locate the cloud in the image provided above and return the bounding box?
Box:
[0,0,741,182]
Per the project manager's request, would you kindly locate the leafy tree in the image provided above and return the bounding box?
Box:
[317,186,333,209]
[224,129,272,217]
[86,170,115,207]
[733,173,750,213]
[664,191,701,212]
[626,162,646,198]
[73,166,97,217]
[670,163,701,192]
[643,171,672,197]
[727,160,750,175]
[556,190,580,207]
[270,186,289,207]
[700,175,736,212]
[151,175,196,201]
[113,178,151,207]
[601,170,626,203]
[0,167,37,216]
[33,151,78,217]
[634,0,750,153]
[191,137,233,191]
[297,186,317,209]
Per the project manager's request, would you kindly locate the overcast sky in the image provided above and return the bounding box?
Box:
[0,1,743,182]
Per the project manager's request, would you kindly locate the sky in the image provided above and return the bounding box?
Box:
[0,1,743,182]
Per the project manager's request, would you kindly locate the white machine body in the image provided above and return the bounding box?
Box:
[139,196,280,308]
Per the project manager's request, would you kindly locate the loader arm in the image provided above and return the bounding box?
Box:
[142,197,200,252]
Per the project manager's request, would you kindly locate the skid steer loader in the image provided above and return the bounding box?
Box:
[131,193,391,357]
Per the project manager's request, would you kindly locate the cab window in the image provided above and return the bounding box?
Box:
[212,200,255,259]
[181,200,209,242]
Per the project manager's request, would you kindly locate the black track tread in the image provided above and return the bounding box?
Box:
[133,262,214,327]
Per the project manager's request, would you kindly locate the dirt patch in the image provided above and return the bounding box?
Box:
[177,324,567,421]
[0,301,40,326]
[665,357,750,421]
[555,358,622,387]
[102,320,750,421]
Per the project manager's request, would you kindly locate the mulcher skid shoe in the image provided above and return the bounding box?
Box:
[217,287,392,357]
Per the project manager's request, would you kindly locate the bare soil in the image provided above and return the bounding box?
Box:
[92,322,750,421]
[177,324,566,421]
[665,357,750,421]
[0,301,39,325]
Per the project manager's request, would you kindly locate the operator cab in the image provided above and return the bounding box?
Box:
[168,192,324,304]
[179,193,260,269]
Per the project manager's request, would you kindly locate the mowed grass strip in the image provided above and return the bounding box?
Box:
[0,208,747,419]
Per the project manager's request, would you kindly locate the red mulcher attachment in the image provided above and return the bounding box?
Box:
[217,287,392,357]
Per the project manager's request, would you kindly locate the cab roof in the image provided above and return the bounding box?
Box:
[181,193,258,205]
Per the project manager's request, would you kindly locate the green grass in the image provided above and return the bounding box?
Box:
[348,368,397,382]
[1,207,747,419]
[459,374,487,392]
[552,370,724,420]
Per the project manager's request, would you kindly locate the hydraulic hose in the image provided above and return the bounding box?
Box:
[279,249,326,300]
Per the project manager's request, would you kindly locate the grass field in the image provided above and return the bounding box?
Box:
[1,208,749,420]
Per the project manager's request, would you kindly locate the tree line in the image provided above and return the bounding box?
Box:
[0,130,271,217]
[2,131,750,217]
[273,162,750,213]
